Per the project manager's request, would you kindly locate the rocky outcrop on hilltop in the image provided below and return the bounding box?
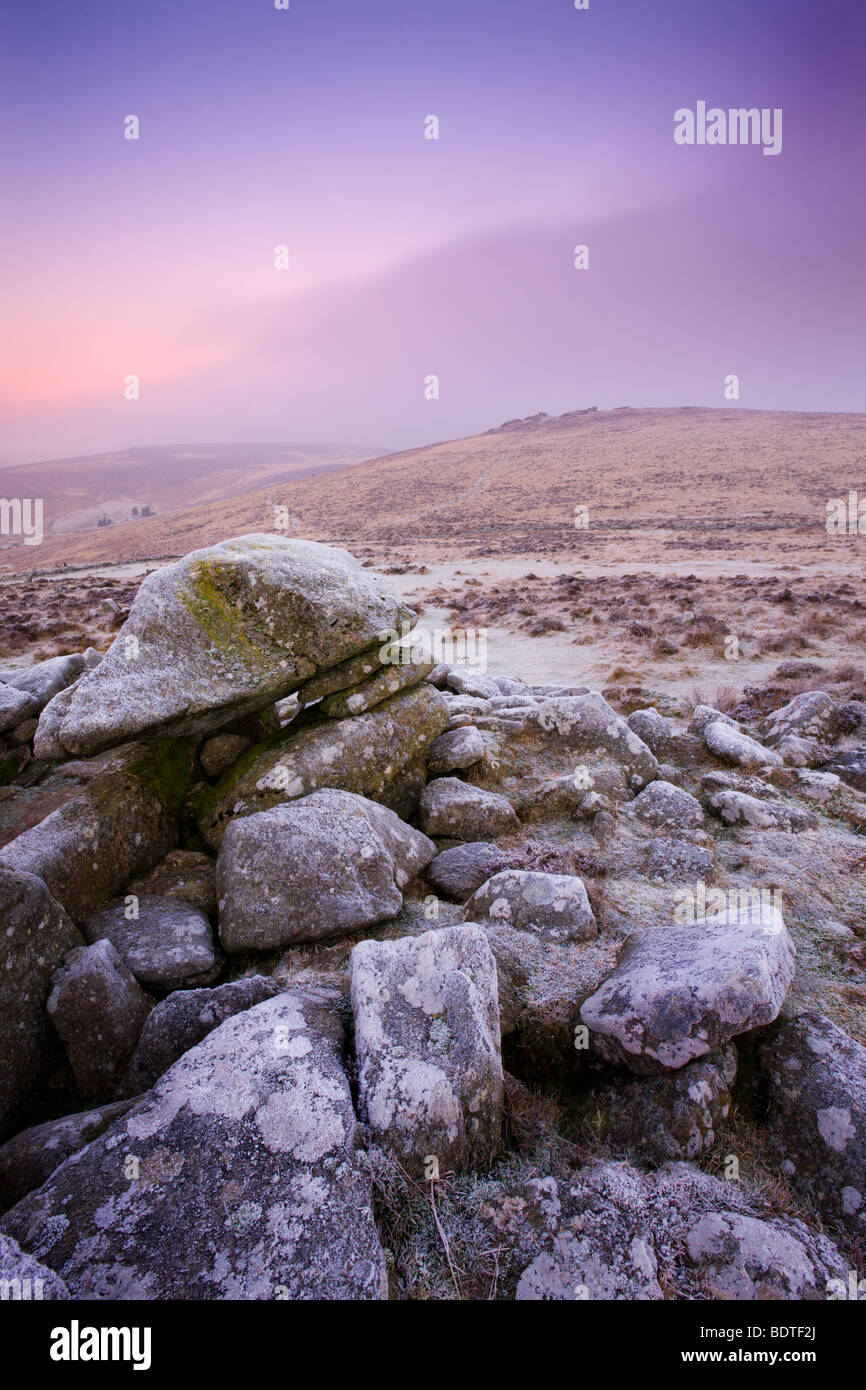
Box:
[0,535,864,1300]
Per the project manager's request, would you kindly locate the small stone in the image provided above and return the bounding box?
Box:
[631,780,704,831]
[417,778,519,840]
[463,869,597,943]
[199,733,251,780]
[425,842,509,900]
[83,895,218,992]
[47,940,155,1100]
[427,726,485,774]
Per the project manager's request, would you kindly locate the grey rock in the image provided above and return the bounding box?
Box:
[763,691,844,746]
[775,734,827,767]
[759,1013,866,1236]
[527,693,658,789]
[2,651,96,716]
[707,787,816,831]
[630,779,704,830]
[426,662,452,688]
[644,837,714,883]
[445,669,501,699]
[513,1174,662,1301]
[351,924,504,1174]
[0,683,37,733]
[6,719,38,747]
[580,905,796,1073]
[199,733,251,780]
[707,787,780,828]
[417,777,520,840]
[442,694,491,717]
[83,895,218,992]
[47,940,155,1100]
[463,869,597,943]
[427,725,485,774]
[705,720,783,769]
[626,707,672,759]
[493,676,534,698]
[217,789,435,951]
[683,1209,846,1300]
[296,646,384,704]
[0,991,388,1299]
[820,746,866,793]
[689,704,738,736]
[0,869,82,1136]
[471,1161,847,1302]
[425,842,509,901]
[121,976,284,1095]
[35,535,408,759]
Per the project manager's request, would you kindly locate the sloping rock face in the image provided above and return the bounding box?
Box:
[0,1233,70,1300]
[0,740,196,922]
[759,1013,866,1237]
[0,869,82,1137]
[0,992,387,1300]
[216,790,436,950]
[470,1162,847,1302]
[351,925,504,1175]
[198,684,449,849]
[580,906,796,1073]
[34,535,410,759]
[0,1099,142,1215]
[121,977,283,1096]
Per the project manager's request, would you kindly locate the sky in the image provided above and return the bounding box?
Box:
[1,0,864,463]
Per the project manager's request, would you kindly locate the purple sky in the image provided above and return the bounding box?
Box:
[1,0,864,463]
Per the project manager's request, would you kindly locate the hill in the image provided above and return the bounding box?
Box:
[4,407,866,572]
[0,441,380,545]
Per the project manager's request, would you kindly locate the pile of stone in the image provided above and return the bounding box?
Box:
[0,649,101,785]
[0,532,863,1301]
